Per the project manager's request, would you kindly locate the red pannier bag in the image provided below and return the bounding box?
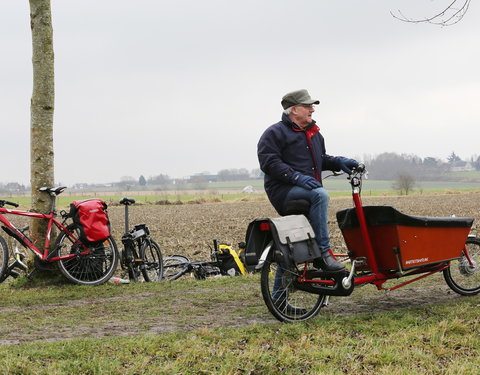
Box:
[69,199,111,243]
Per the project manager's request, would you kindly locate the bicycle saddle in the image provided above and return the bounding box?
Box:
[120,197,136,205]
[283,199,310,216]
[39,186,67,196]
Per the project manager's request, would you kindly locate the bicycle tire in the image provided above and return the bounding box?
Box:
[0,236,9,283]
[141,239,163,282]
[260,253,326,323]
[443,236,480,296]
[122,244,141,282]
[163,255,191,280]
[55,226,119,286]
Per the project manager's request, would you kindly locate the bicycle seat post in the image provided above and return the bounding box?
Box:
[124,204,129,234]
[50,191,57,214]
[119,197,136,234]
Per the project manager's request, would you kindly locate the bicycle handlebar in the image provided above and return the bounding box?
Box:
[0,200,19,208]
[353,163,366,174]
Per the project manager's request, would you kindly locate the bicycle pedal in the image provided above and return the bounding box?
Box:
[26,268,40,280]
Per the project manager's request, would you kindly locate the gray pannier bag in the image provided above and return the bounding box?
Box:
[245,215,322,267]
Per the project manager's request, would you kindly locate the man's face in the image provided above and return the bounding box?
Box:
[291,104,315,128]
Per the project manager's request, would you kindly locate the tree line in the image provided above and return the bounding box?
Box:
[3,152,478,192]
[363,152,479,181]
[109,152,480,189]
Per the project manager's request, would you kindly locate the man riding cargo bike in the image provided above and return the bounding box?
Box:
[251,89,479,323]
[257,89,358,271]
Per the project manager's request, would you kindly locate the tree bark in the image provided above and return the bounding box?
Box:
[29,0,55,250]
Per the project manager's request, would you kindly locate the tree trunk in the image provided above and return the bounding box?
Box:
[29,0,55,255]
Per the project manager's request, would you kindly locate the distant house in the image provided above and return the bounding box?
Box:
[451,161,475,172]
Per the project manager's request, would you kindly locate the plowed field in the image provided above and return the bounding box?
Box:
[106,192,480,259]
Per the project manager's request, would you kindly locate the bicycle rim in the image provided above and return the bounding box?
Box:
[141,240,163,282]
[444,237,480,295]
[260,259,326,323]
[56,228,118,286]
[162,255,191,280]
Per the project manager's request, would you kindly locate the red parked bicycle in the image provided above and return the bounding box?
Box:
[246,165,480,322]
[0,186,118,286]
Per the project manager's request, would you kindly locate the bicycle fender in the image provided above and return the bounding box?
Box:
[255,241,274,270]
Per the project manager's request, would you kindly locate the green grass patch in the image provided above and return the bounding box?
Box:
[445,170,480,179]
[1,275,479,374]
[0,296,478,374]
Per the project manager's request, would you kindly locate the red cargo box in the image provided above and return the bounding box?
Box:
[336,206,473,271]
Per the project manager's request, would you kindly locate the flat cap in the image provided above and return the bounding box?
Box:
[281,89,319,110]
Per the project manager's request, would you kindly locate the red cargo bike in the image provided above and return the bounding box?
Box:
[245,165,480,322]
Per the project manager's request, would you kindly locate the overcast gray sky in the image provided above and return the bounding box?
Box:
[1,0,479,185]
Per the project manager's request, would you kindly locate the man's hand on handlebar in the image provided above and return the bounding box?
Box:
[337,157,359,175]
[353,163,365,173]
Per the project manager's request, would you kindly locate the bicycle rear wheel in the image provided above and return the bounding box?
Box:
[0,236,9,282]
[444,236,480,296]
[141,239,163,282]
[163,255,191,280]
[260,256,326,323]
[55,226,119,286]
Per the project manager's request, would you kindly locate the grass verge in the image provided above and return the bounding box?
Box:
[0,298,478,375]
[0,275,479,375]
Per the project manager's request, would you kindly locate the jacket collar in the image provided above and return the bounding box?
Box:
[281,112,317,131]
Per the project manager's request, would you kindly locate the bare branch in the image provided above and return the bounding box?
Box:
[391,0,471,26]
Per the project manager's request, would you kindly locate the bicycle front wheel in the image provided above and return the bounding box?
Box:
[56,227,119,286]
[0,236,9,282]
[163,255,191,280]
[260,256,326,323]
[444,236,480,296]
[141,239,163,282]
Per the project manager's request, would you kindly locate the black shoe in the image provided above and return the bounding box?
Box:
[314,252,345,272]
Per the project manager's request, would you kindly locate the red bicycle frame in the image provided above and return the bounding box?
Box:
[0,207,88,262]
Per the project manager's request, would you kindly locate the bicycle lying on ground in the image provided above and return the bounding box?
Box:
[119,197,163,282]
[163,239,247,280]
[245,164,480,322]
[0,187,118,285]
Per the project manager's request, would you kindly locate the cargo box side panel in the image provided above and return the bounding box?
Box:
[397,226,470,269]
[341,225,400,271]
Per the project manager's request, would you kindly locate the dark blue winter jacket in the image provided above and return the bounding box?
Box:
[257,113,343,214]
